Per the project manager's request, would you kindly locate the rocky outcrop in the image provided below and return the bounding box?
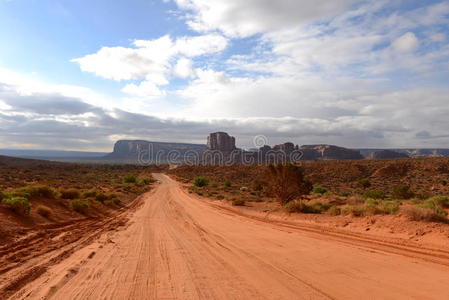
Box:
[298,145,364,160]
[368,150,409,160]
[105,140,207,163]
[273,142,295,153]
[207,132,236,152]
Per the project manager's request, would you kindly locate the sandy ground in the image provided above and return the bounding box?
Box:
[2,174,449,299]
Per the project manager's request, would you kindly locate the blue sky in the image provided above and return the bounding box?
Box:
[0,0,449,151]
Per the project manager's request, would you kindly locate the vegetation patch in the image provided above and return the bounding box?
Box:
[2,197,31,215]
[60,189,81,200]
[35,205,52,218]
[70,199,90,215]
[193,176,209,187]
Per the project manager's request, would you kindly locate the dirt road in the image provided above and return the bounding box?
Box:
[2,174,449,299]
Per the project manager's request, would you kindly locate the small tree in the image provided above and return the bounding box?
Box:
[265,163,312,205]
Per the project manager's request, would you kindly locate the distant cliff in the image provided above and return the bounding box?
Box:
[103,133,449,165]
[298,145,364,160]
[366,150,409,160]
[104,140,207,163]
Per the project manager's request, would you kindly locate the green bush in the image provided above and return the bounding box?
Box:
[95,192,109,202]
[363,201,381,215]
[231,199,245,206]
[403,206,447,222]
[311,201,332,212]
[9,188,31,199]
[342,205,364,217]
[70,199,89,214]
[363,189,386,199]
[27,185,56,198]
[141,178,151,185]
[0,191,5,201]
[381,200,401,214]
[364,199,379,206]
[327,205,341,216]
[36,205,52,218]
[337,190,351,197]
[60,189,81,200]
[428,196,449,208]
[313,186,327,195]
[123,175,137,183]
[392,185,414,199]
[2,197,31,215]
[82,190,97,198]
[284,201,303,213]
[193,176,209,187]
[224,180,232,188]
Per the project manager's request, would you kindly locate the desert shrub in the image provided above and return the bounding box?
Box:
[312,201,332,212]
[26,185,56,198]
[356,178,371,189]
[95,193,109,202]
[364,199,379,206]
[36,205,52,218]
[392,185,414,199]
[327,205,341,216]
[411,198,424,204]
[70,199,89,214]
[380,200,401,214]
[82,190,97,198]
[60,189,81,200]
[403,206,448,222]
[284,201,303,213]
[231,199,245,206]
[363,189,386,200]
[104,199,116,207]
[337,190,351,197]
[363,200,381,215]
[342,205,364,217]
[313,186,327,195]
[0,191,5,201]
[2,197,31,215]
[224,180,232,188]
[265,163,312,205]
[347,195,366,205]
[141,178,151,185]
[9,188,31,199]
[123,175,137,183]
[193,176,209,187]
[284,201,323,214]
[416,191,432,200]
[215,194,225,200]
[428,196,449,208]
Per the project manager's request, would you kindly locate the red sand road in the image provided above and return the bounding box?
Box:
[3,174,449,299]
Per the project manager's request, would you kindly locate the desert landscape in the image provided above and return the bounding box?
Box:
[1,149,449,299]
[2,0,449,299]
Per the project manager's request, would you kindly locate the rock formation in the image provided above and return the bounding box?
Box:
[298,145,364,160]
[207,132,236,152]
[105,140,207,163]
[368,150,409,160]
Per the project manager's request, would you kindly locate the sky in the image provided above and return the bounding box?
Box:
[0,0,449,151]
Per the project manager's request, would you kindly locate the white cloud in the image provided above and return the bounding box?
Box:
[73,34,227,81]
[391,32,419,52]
[121,81,165,97]
[173,58,195,78]
[173,0,359,37]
